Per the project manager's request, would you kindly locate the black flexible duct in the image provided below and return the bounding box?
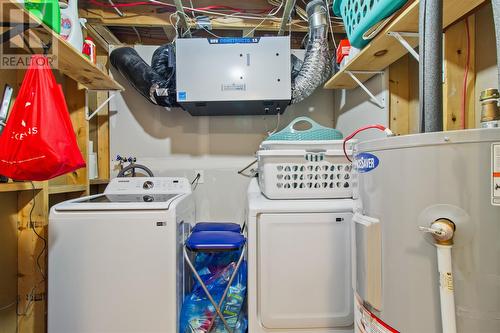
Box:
[110,45,177,107]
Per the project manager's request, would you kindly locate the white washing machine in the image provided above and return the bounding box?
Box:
[247,178,354,333]
[48,177,194,333]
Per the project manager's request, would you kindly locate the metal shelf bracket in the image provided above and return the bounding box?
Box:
[86,92,117,121]
[346,70,386,109]
[387,31,419,61]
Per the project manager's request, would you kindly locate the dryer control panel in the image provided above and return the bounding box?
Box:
[105,177,191,195]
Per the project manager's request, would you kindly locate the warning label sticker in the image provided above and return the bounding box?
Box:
[221,83,246,91]
[355,294,399,333]
[493,144,500,206]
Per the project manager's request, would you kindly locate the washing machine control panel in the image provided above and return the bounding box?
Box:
[104,177,191,195]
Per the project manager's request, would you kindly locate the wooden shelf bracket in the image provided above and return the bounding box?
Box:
[346,70,386,109]
[387,31,420,61]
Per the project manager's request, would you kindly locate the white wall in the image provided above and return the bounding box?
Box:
[109,45,336,223]
[333,70,390,141]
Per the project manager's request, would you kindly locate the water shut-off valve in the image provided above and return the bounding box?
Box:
[419,219,456,245]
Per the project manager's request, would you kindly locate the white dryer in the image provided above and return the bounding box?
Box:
[48,177,194,333]
[247,178,354,333]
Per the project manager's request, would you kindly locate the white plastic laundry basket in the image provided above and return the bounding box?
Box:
[257,145,353,199]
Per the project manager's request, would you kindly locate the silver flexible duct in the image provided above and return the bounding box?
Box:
[492,0,500,90]
[419,0,443,133]
[291,0,332,104]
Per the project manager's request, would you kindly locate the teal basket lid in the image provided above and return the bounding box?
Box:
[266,117,343,141]
[332,0,342,16]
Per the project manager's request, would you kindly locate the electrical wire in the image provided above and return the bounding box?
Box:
[177,10,223,38]
[243,0,283,37]
[0,300,16,311]
[191,173,201,190]
[461,17,471,130]
[15,182,48,318]
[132,26,142,44]
[89,0,274,15]
[237,159,258,178]
[132,0,285,21]
[343,125,394,162]
[29,182,47,281]
[267,112,281,136]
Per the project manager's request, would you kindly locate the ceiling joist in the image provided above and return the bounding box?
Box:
[79,8,343,33]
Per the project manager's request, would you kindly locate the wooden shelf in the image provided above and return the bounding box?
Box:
[0,181,43,192]
[90,178,109,185]
[324,0,486,89]
[0,0,123,91]
[48,184,87,194]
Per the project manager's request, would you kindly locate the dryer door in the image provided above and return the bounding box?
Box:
[257,212,353,329]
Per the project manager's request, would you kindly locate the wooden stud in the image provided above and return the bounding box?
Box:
[389,55,411,135]
[64,79,89,193]
[17,182,48,333]
[96,57,110,181]
[443,15,476,130]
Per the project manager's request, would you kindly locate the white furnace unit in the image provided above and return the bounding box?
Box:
[48,177,194,333]
[176,37,291,116]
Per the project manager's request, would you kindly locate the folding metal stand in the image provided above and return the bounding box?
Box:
[184,223,246,333]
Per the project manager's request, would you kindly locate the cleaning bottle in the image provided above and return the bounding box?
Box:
[24,0,61,34]
[59,0,83,51]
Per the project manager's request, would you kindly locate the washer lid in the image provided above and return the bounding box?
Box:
[356,128,500,153]
[54,193,186,211]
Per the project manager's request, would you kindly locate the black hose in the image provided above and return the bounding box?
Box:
[117,163,154,177]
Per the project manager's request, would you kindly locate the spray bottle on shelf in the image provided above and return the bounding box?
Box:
[59,0,83,52]
[82,37,97,64]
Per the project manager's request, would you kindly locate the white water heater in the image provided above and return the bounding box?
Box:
[352,128,500,333]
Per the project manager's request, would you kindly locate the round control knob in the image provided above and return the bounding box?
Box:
[143,195,154,202]
[143,180,154,190]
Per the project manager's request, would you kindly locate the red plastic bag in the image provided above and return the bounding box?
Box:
[0,55,85,181]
